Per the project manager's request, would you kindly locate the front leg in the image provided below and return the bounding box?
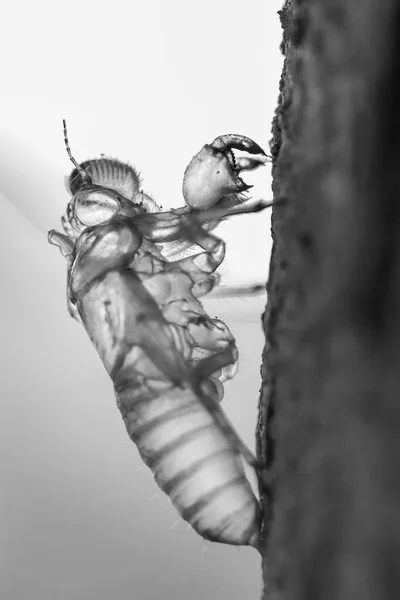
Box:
[182,133,268,210]
[132,132,271,250]
[134,196,271,245]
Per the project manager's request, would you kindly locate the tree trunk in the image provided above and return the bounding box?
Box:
[258,1,400,599]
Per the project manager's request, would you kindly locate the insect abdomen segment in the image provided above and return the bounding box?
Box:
[69,217,261,549]
[117,381,261,547]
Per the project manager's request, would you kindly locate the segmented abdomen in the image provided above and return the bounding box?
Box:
[116,381,260,548]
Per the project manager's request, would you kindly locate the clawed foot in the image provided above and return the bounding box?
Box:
[182,134,269,210]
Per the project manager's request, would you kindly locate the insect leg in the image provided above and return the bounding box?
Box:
[192,196,273,220]
[165,222,225,284]
[183,134,268,210]
[133,194,272,244]
[188,343,260,468]
[209,134,267,157]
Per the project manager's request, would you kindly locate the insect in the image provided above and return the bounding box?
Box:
[60,120,269,262]
[49,123,270,550]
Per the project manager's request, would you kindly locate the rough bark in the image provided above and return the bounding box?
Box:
[258,1,400,599]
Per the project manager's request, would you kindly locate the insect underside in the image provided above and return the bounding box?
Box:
[49,124,270,551]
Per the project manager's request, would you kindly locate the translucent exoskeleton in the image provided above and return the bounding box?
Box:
[49,123,271,550]
[60,120,270,269]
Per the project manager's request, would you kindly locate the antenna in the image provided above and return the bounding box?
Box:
[62,119,92,185]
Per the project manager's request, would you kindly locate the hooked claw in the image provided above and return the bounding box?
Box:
[209,134,267,157]
[182,134,268,210]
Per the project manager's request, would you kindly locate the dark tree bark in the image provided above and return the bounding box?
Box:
[258,1,400,599]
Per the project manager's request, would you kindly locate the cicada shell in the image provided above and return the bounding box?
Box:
[50,213,261,549]
[49,123,271,551]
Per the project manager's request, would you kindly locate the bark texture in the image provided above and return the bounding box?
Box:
[258,1,400,599]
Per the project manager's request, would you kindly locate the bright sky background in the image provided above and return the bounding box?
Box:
[0,2,283,599]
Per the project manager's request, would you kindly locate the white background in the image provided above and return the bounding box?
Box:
[0,2,283,599]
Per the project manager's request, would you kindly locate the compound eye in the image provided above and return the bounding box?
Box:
[75,189,120,226]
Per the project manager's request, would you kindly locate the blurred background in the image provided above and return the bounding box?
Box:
[0,2,282,598]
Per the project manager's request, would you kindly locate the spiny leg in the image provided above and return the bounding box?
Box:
[183,134,268,210]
